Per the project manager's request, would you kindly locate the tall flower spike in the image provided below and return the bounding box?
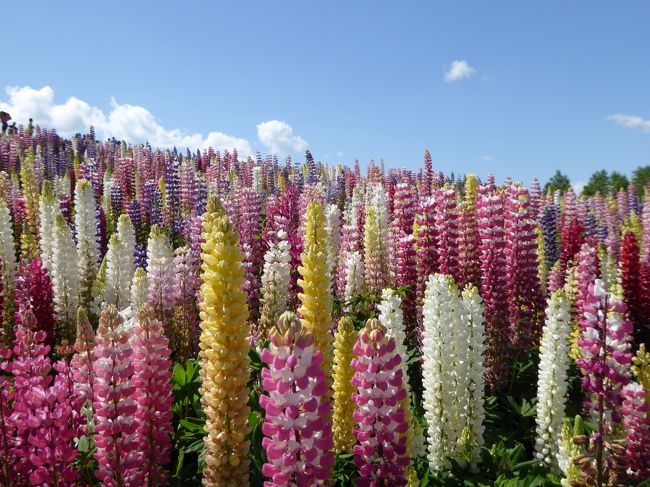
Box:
[130,267,149,311]
[259,311,335,485]
[459,174,480,288]
[620,382,650,481]
[460,284,487,470]
[146,225,175,322]
[51,212,80,330]
[378,288,426,459]
[92,305,139,486]
[534,290,571,472]
[343,250,365,308]
[10,309,79,485]
[332,316,357,453]
[0,198,17,329]
[104,233,131,310]
[172,245,201,360]
[298,200,333,382]
[422,274,481,471]
[116,213,136,290]
[74,179,99,307]
[259,229,291,340]
[38,180,57,270]
[352,318,410,486]
[477,187,509,390]
[71,307,96,424]
[364,204,386,294]
[131,305,174,486]
[199,207,251,485]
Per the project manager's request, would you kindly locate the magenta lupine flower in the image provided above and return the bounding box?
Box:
[14,258,55,347]
[0,344,14,484]
[604,204,621,259]
[259,312,335,485]
[93,306,139,486]
[239,187,263,321]
[641,191,650,264]
[415,197,438,329]
[620,231,644,345]
[351,318,410,486]
[576,279,632,422]
[504,184,544,353]
[434,187,460,285]
[547,261,564,294]
[477,186,509,390]
[131,306,174,486]
[11,309,79,485]
[620,383,650,481]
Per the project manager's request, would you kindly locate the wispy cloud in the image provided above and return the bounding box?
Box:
[444,60,476,82]
[607,113,650,134]
[482,155,494,161]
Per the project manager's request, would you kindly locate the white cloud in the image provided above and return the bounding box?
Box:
[257,120,308,155]
[444,60,476,82]
[0,85,253,156]
[482,155,494,161]
[607,113,650,134]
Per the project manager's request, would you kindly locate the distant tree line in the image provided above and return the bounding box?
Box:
[543,165,650,196]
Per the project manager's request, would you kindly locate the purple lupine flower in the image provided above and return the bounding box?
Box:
[259,312,335,485]
[351,318,410,486]
[434,187,460,285]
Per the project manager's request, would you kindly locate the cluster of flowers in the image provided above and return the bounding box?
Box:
[0,123,649,485]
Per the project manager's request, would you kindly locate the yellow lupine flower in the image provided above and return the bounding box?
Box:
[298,200,333,382]
[332,316,357,453]
[199,197,251,486]
[632,344,650,412]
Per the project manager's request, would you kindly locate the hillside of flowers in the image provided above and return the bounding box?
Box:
[0,124,649,486]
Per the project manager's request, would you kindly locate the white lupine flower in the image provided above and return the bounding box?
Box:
[105,233,133,310]
[366,182,389,245]
[534,290,571,472]
[260,230,291,326]
[146,226,175,315]
[461,284,487,470]
[116,214,136,292]
[130,267,149,311]
[74,179,99,305]
[0,199,18,301]
[422,274,483,471]
[54,174,71,197]
[38,182,58,270]
[343,251,365,304]
[378,288,426,459]
[252,165,264,195]
[102,173,112,212]
[325,204,341,282]
[51,212,80,324]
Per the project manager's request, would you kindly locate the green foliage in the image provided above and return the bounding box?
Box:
[543,170,571,195]
[633,165,650,195]
[170,359,205,485]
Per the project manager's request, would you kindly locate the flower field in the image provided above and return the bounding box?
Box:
[0,125,649,486]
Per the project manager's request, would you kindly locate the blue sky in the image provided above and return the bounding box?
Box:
[1,1,649,187]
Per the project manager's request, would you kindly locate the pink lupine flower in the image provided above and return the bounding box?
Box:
[259,312,335,485]
[131,306,174,486]
[93,306,139,486]
[351,318,410,486]
[14,258,55,347]
[504,184,544,353]
[620,382,650,481]
[434,187,460,285]
[574,239,600,324]
[0,344,14,485]
[477,186,509,390]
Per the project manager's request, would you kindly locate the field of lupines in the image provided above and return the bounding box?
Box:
[0,124,649,487]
